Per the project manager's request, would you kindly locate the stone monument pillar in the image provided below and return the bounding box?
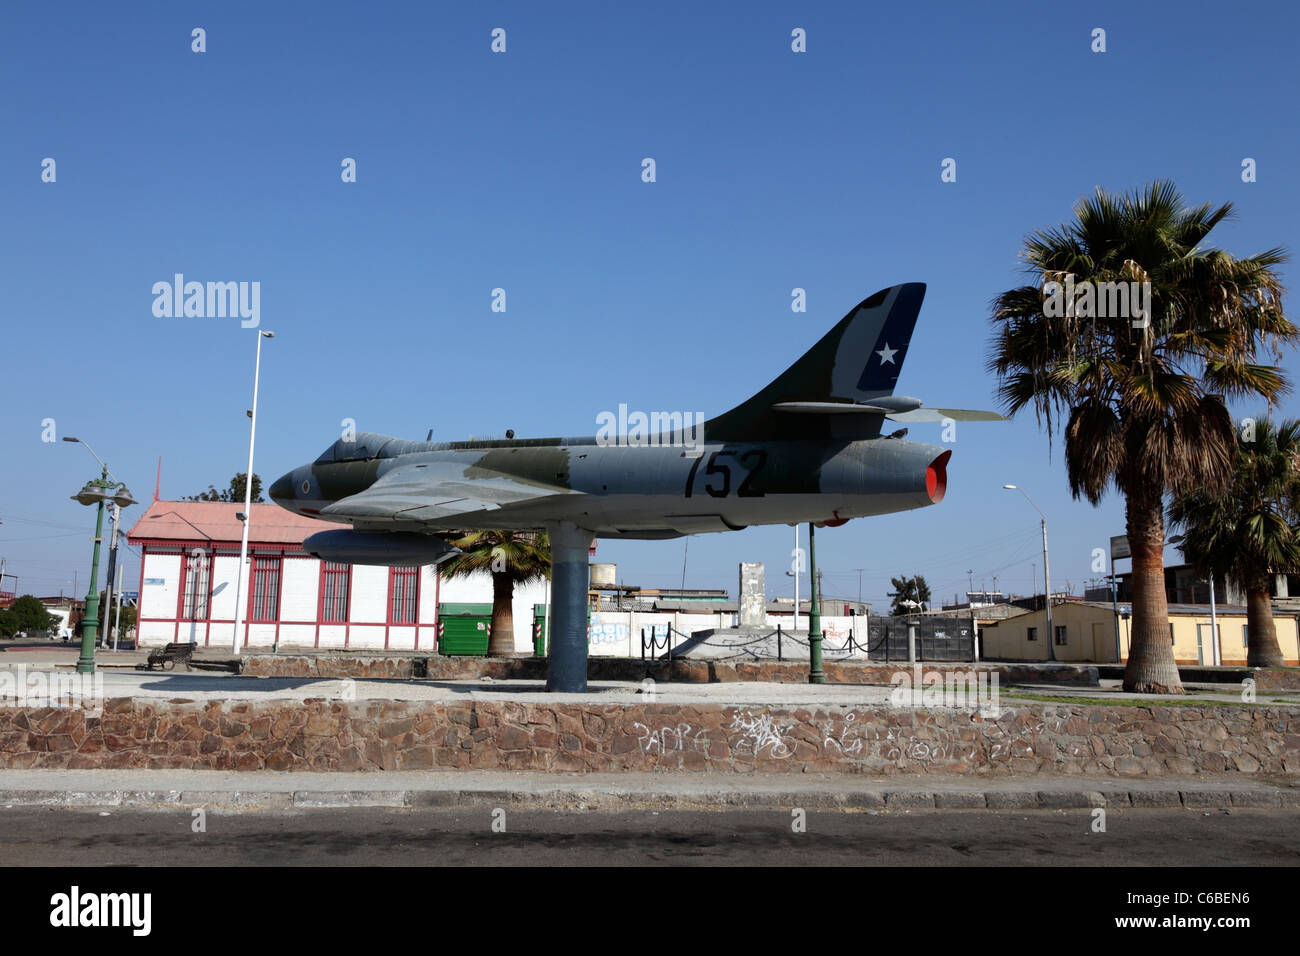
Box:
[739,562,765,629]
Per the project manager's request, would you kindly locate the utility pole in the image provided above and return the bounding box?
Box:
[1208,569,1220,666]
[792,525,800,633]
[112,564,125,651]
[100,502,121,649]
[1004,485,1055,663]
[1111,558,1121,662]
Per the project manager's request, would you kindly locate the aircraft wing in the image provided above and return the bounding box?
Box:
[885,408,1008,422]
[318,461,562,526]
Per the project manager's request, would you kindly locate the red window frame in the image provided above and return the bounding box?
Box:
[179,548,212,621]
[388,566,419,625]
[249,555,282,622]
[320,561,351,623]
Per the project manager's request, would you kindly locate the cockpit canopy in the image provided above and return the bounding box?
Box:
[313,432,436,464]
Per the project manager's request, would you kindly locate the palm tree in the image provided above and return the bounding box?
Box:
[439,530,551,656]
[989,180,1295,693]
[1169,418,1300,667]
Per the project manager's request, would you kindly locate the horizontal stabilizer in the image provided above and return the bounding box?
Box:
[772,401,893,414]
[886,408,1008,423]
[772,398,1007,425]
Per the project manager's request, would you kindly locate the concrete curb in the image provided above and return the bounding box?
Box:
[3,786,1298,812]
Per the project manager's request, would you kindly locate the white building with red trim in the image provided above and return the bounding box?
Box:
[127,500,544,652]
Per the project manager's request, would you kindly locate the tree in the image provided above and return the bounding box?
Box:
[1169,418,1300,667]
[0,595,56,637]
[96,590,138,640]
[888,574,931,616]
[989,180,1296,693]
[186,473,263,503]
[439,530,551,656]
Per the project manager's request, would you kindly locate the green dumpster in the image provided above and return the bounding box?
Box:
[529,604,592,657]
[437,603,492,656]
[532,604,548,657]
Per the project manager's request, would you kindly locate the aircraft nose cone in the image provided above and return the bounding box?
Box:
[269,471,295,503]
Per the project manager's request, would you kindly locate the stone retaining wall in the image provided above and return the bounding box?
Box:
[239,654,1099,687]
[1257,669,1300,692]
[2,698,1294,775]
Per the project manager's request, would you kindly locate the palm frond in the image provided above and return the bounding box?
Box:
[988,178,1296,507]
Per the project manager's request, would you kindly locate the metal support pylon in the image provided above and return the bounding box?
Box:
[545,520,595,693]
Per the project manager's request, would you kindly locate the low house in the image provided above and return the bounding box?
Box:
[39,597,78,638]
[127,499,545,652]
[980,599,1300,665]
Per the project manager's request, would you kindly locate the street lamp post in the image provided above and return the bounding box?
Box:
[64,437,136,674]
[1003,484,1055,662]
[231,330,275,655]
[76,478,106,674]
[808,521,824,684]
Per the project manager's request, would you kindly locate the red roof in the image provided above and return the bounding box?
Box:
[127,499,346,546]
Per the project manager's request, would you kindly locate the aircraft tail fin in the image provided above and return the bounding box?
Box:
[704,282,926,441]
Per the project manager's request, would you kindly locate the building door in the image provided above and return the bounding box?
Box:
[1091,622,1109,662]
[1196,623,1221,665]
[1195,624,1210,665]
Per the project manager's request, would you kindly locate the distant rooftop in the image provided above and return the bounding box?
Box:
[1070,600,1257,616]
[127,499,346,546]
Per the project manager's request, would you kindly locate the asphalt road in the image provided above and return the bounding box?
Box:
[1,806,1297,866]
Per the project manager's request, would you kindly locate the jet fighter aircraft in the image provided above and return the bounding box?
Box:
[270,282,1004,690]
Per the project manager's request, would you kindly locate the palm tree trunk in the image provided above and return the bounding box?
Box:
[487,571,516,657]
[1245,585,1285,668]
[1122,488,1184,694]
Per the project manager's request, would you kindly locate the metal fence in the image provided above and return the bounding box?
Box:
[864,615,976,661]
[639,622,872,662]
[638,615,976,662]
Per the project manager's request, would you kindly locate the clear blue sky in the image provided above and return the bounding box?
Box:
[2,1,1297,610]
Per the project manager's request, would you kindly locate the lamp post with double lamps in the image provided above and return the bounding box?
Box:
[65,437,136,674]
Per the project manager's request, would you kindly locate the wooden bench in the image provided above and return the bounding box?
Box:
[141,642,197,672]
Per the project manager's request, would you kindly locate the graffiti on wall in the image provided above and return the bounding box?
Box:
[729,709,796,759]
[588,622,628,646]
[631,721,707,754]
